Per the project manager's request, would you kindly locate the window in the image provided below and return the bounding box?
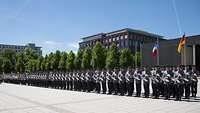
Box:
[109,38,112,42]
[129,40,132,46]
[125,40,128,47]
[120,36,123,40]
[120,40,124,47]
[116,37,119,41]
[125,35,128,39]
[113,37,115,41]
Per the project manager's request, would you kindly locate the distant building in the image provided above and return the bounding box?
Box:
[79,28,200,70]
[142,35,200,70]
[79,28,164,54]
[0,43,42,56]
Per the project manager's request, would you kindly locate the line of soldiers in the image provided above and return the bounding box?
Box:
[1,67,199,101]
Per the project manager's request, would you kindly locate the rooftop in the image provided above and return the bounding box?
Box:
[81,28,163,41]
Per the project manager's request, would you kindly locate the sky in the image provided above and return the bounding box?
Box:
[0,0,199,55]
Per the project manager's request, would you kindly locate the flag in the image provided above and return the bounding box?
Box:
[152,44,159,57]
[177,34,186,53]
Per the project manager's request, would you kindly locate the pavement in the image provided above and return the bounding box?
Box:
[0,82,200,113]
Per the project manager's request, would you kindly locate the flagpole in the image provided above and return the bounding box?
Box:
[140,42,142,68]
[157,37,159,66]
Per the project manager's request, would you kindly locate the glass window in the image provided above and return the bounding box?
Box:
[120,40,124,47]
[116,37,119,40]
[129,40,132,46]
[113,38,115,41]
[120,36,123,40]
[125,35,128,39]
[109,38,112,42]
[125,40,128,47]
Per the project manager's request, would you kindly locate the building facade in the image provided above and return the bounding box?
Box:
[0,43,42,56]
[79,28,163,54]
[142,35,200,70]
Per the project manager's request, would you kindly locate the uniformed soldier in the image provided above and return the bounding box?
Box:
[113,70,119,95]
[107,70,114,94]
[142,69,150,98]
[135,68,142,97]
[101,70,107,94]
[191,69,198,97]
[125,69,133,96]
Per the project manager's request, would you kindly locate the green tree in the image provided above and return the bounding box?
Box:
[45,52,53,71]
[0,57,3,73]
[51,50,61,71]
[91,42,106,69]
[24,47,38,62]
[81,47,92,69]
[36,56,44,71]
[16,52,25,73]
[134,52,141,67]
[1,49,16,72]
[2,58,12,73]
[58,51,68,71]
[74,49,83,70]
[41,55,47,71]
[23,47,39,72]
[66,50,75,71]
[106,43,119,69]
[119,48,132,68]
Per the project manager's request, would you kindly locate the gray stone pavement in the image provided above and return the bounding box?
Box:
[0,81,200,113]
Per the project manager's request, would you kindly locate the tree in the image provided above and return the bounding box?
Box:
[1,49,16,72]
[36,56,44,71]
[2,58,12,73]
[106,43,119,69]
[91,42,106,69]
[24,47,38,62]
[45,52,53,71]
[16,52,25,73]
[81,47,92,69]
[66,50,75,71]
[0,57,3,74]
[41,55,47,71]
[119,48,132,68]
[51,50,61,71]
[58,51,68,71]
[23,47,39,72]
[134,52,141,67]
[74,49,82,70]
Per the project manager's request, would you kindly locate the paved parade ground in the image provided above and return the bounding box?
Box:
[0,81,200,113]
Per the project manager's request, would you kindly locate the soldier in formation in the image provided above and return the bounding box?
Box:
[1,66,199,101]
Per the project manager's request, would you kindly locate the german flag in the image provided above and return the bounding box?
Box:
[177,34,186,53]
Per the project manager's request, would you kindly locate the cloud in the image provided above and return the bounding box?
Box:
[42,41,79,55]
[44,41,63,46]
[67,43,79,49]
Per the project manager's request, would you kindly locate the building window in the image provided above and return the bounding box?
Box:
[120,40,124,47]
[113,37,115,41]
[116,37,119,41]
[125,40,128,47]
[129,40,132,46]
[120,36,123,40]
[109,38,112,42]
[125,35,128,39]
